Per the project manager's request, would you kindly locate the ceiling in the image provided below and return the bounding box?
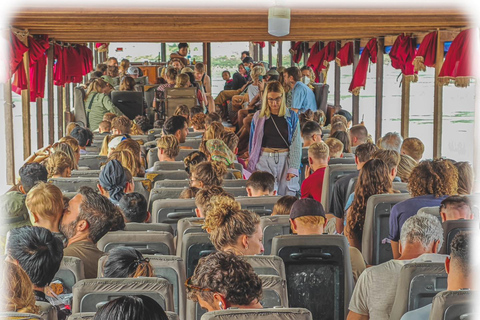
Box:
[9,7,472,43]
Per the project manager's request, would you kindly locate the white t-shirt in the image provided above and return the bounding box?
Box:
[348,253,446,320]
[247,85,259,102]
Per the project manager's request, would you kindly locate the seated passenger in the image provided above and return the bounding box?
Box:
[97,159,134,205]
[108,149,139,177]
[246,171,276,197]
[397,154,417,183]
[93,295,168,320]
[70,126,91,155]
[66,122,79,136]
[330,121,347,136]
[0,191,31,250]
[271,195,298,216]
[205,140,238,177]
[222,70,233,90]
[301,141,329,202]
[300,65,316,89]
[372,149,401,182]
[301,120,323,148]
[85,78,124,130]
[335,109,353,129]
[25,182,66,241]
[400,137,424,162]
[313,109,326,127]
[204,196,263,255]
[454,161,474,195]
[102,247,154,278]
[46,151,73,178]
[331,131,351,153]
[134,115,151,135]
[347,213,445,320]
[325,137,344,159]
[163,115,189,144]
[439,195,473,222]
[184,151,207,178]
[349,125,369,148]
[116,139,145,177]
[330,114,348,129]
[381,132,404,153]
[190,161,227,189]
[0,261,39,315]
[389,159,458,259]
[194,186,234,218]
[186,251,262,312]
[60,186,119,279]
[179,187,200,199]
[173,104,190,122]
[191,113,206,133]
[400,232,473,320]
[59,136,81,165]
[111,115,132,136]
[98,120,112,133]
[119,192,150,223]
[6,226,68,319]
[157,135,179,162]
[18,162,48,195]
[283,66,316,113]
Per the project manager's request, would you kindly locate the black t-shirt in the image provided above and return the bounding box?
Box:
[262,114,289,149]
[231,72,247,90]
[328,171,359,218]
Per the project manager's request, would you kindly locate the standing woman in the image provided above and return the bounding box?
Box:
[85,78,125,130]
[247,81,301,196]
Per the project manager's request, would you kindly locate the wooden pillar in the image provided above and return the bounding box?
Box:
[277,41,283,67]
[47,46,55,144]
[57,85,63,139]
[352,39,360,125]
[4,79,16,185]
[21,50,32,159]
[433,31,444,158]
[64,84,70,126]
[400,76,411,138]
[36,98,44,149]
[268,42,273,67]
[258,44,263,62]
[290,41,294,66]
[202,43,211,78]
[94,46,99,67]
[334,41,341,107]
[375,37,385,142]
[253,44,259,61]
[474,73,480,192]
[161,43,167,62]
[303,42,309,66]
[317,42,325,83]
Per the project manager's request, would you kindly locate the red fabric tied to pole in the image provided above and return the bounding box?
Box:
[289,42,303,64]
[413,31,437,72]
[65,46,84,83]
[78,46,93,75]
[254,42,266,48]
[348,38,377,95]
[335,42,353,67]
[28,36,49,101]
[95,43,109,52]
[54,44,66,86]
[307,41,336,83]
[438,28,478,87]
[8,31,28,78]
[389,35,417,81]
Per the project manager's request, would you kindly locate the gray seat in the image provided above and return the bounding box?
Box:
[199,308,313,320]
[390,262,448,320]
[429,290,474,320]
[54,256,85,293]
[72,277,174,313]
[78,155,108,170]
[36,301,57,320]
[176,217,206,256]
[343,153,354,158]
[362,193,411,265]
[328,157,356,165]
[181,139,202,149]
[50,177,99,192]
[97,255,186,319]
[321,164,358,212]
[148,188,190,211]
[439,219,478,254]
[153,161,187,171]
[97,231,174,255]
[71,170,102,177]
[85,146,100,153]
[417,206,442,223]
[243,255,286,280]
[67,312,95,319]
[125,222,174,234]
[258,275,288,308]
[180,232,216,279]
[393,182,409,193]
[259,215,291,255]
[148,148,199,168]
[151,199,197,226]
[146,170,190,183]
[271,234,353,320]
[165,87,197,117]
[0,312,42,319]
[236,196,282,216]
[155,179,247,189]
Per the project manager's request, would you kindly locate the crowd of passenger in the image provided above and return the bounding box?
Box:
[0,43,476,320]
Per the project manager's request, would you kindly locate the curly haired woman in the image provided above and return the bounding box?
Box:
[389,158,458,258]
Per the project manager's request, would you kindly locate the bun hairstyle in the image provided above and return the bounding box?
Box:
[192,161,227,187]
[204,196,260,251]
[184,151,207,175]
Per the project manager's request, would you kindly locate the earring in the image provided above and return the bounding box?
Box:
[218,302,223,309]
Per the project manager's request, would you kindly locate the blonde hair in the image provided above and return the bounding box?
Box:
[116,139,144,175]
[191,113,206,131]
[0,261,39,314]
[308,142,329,161]
[259,81,287,118]
[294,215,325,226]
[454,162,474,195]
[119,59,130,75]
[51,142,78,170]
[401,137,424,162]
[85,78,106,101]
[175,73,190,88]
[181,67,195,74]
[192,161,227,187]
[46,151,73,178]
[173,104,190,120]
[100,134,117,156]
[59,136,80,154]
[330,122,347,136]
[26,182,64,221]
[397,154,417,183]
[200,122,225,157]
[108,149,139,177]
[325,138,344,158]
[66,122,79,136]
[157,135,180,159]
[331,114,348,127]
[204,196,260,252]
[251,65,266,82]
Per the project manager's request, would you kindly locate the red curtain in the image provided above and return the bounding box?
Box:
[253,42,266,48]
[348,38,377,95]
[289,41,303,64]
[438,28,477,87]
[54,44,93,86]
[8,31,28,78]
[413,31,437,72]
[389,34,417,81]
[335,42,353,67]
[307,41,336,82]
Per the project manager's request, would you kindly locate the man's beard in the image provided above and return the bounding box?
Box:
[59,217,78,240]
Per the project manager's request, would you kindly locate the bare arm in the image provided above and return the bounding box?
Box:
[347,311,369,320]
[391,241,400,259]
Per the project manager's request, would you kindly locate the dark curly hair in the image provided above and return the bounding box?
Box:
[346,159,392,248]
[408,159,458,198]
[187,251,262,306]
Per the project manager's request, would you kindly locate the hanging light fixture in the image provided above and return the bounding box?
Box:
[268,7,291,37]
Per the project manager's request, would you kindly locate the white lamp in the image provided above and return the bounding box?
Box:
[268,7,291,37]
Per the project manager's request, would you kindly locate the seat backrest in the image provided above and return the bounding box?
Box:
[236,196,282,216]
[97,231,174,255]
[146,170,190,183]
[343,153,354,158]
[345,176,358,203]
[390,262,447,320]
[176,218,206,256]
[243,255,286,280]
[153,161,187,171]
[0,312,42,319]
[223,187,247,197]
[133,177,152,200]
[362,193,412,265]
[36,301,57,320]
[258,275,288,308]
[393,182,408,193]
[78,155,108,170]
[148,188,190,210]
[111,91,144,120]
[54,256,85,293]
[166,311,180,320]
[155,179,247,189]
[199,308,313,320]
[125,222,174,234]
[271,234,353,320]
[429,290,474,320]
[72,277,174,313]
[71,170,102,177]
[151,199,197,226]
[50,177,99,193]
[259,215,291,255]
[165,87,197,117]
[148,148,200,167]
[321,164,358,212]
[175,148,199,161]
[180,232,216,279]
[328,157,356,165]
[67,312,96,320]
[73,86,87,127]
[181,139,202,150]
[439,219,478,254]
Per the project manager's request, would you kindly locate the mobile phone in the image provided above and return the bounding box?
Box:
[258,75,264,81]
